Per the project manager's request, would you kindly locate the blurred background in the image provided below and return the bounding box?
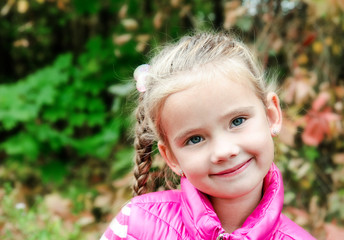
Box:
[0,0,343,239]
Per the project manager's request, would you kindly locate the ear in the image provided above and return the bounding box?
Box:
[266,92,283,137]
[158,141,181,175]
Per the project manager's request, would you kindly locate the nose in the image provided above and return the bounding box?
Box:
[210,134,240,163]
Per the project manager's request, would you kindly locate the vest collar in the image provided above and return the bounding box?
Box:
[180,163,284,240]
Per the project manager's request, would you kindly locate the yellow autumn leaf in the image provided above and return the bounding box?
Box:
[312,41,323,54]
[332,44,342,55]
[300,178,312,189]
[57,0,69,10]
[296,54,309,65]
[17,0,29,14]
[171,0,182,8]
[136,34,150,43]
[13,39,29,47]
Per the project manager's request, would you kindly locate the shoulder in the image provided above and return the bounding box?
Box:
[130,189,182,214]
[100,190,184,240]
[129,190,185,239]
[274,214,316,240]
[131,189,182,205]
[129,189,183,223]
[129,190,183,220]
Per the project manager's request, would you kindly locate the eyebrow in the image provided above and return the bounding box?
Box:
[219,106,255,121]
[173,106,255,144]
[174,127,204,145]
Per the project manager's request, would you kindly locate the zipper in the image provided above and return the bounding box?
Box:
[216,233,232,240]
[216,234,224,240]
[217,233,231,240]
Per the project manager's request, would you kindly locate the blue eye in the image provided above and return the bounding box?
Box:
[231,117,246,127]
[186,136,204,145]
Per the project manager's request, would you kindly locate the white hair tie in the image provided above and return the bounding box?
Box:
[133,64,150,93]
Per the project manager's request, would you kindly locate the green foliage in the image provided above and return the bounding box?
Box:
[111,147,134,180]
[0,35,132,183]
[0,53,72,131]
[301,146,320,163]
[72,0,101,15]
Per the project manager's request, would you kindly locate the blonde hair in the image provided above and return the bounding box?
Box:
[133,32,275,196]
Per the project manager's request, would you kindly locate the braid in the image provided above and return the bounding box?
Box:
[133,96,154,196]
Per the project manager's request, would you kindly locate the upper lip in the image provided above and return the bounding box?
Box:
[211,158,252,175]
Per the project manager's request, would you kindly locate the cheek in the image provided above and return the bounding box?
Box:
[244,125,274,156]
[245,123,269,140]
[173,149,208,173]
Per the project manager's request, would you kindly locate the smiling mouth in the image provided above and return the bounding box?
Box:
[211,158,253,177]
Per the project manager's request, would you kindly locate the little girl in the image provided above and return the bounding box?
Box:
[100,32,316,240]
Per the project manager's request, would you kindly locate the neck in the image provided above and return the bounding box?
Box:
[209,181,263,233]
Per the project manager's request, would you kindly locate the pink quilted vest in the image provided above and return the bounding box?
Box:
[101,163,316,240]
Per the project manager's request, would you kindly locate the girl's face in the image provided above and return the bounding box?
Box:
[158,72,282,200]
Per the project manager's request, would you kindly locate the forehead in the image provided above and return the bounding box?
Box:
[165,72,259,111]
[171,61,258,96]
[159,71,265,136]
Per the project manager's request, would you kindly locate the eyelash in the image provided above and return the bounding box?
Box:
[185,135,204,145]
[230,116,247,128]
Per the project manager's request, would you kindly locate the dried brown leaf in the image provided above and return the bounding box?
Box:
[153,12,164,30]
[94,194,112,209]
[44,193,72,217]
[118,4,128,19]
[77,212,95,227]
[284,206,310,226]
[325,223,344,240]
[113,34,132,46]
[280,118,298,146]
[333,153,344,165]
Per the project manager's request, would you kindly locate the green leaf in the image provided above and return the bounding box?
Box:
[112,147,134,179]
[302,146,320,162]
[85,36,103,54]
[53,53,73,70]
[87,112,105,126]
[69,113,87,127]
[72,0,101,15]
[73,119,121,158]
[41,161,68,185]
[87,98,105,112]
[1,133,40,161]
